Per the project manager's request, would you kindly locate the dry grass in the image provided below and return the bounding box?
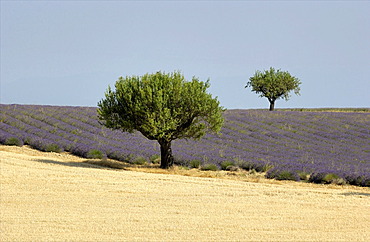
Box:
[1,145,369,241]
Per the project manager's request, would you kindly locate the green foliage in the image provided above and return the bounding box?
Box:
[236,160,255,171]
[323,173,339,182]
[276,171,299,181]
[132,156,147,165]
[150,154,160,164]
[97,70,225,168]
[201,163,219,171]
[266,169,300,181]
[260,163,274,172]
[5,137,23,147]
[246,67,301,110]
[98,71,224,141]
[45,144,62,153]
[235,159,272,172]
[178,166,190,170]
[87,149,105,159]
[221,161,235,170]
[24,137,32,145]
[298,171,310,181]
[190,159,201,169]
[322,173,346,185]
[309,172,346,185]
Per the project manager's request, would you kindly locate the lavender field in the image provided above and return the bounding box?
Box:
[1,104,369,186]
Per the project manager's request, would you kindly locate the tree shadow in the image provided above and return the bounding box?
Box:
[35,158,161,171]
[341,192,370,197]
[35,159,128,170]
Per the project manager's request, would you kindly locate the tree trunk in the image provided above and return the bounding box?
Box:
[159,139,174,169]
[269,101,275,111]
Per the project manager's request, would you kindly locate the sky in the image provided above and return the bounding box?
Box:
[1,1,369,109]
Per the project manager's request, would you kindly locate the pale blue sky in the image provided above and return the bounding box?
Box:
[1,1,369,109]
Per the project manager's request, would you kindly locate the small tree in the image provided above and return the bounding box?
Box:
[246,67,301,111]
[98,71,224,168]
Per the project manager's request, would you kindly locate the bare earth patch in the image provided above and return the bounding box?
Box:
[1,145,369,241]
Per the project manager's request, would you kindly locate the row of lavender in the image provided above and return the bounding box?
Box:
[0,104,159,162]
[173,109,369,185]
[1,104,369,186]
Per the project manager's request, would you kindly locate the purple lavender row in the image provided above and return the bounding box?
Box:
[1,104,158,161]
[1,104,369,186]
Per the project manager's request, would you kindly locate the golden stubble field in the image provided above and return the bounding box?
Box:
[1,145,369,241]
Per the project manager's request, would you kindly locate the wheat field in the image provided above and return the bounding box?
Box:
[1,145,369,241]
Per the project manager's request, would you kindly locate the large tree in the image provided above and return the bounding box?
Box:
[246,67,301,111]
[98,71,224,168]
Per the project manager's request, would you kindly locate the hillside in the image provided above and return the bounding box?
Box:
[1,145,370,241]
[1,104,369,186]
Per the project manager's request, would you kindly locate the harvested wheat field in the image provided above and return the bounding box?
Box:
[1,145,369,241]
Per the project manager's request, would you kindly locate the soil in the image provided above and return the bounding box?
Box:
[1,145,369,241]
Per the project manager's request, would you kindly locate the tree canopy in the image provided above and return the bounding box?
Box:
[246,67,301,111]
[98,71,224,168]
